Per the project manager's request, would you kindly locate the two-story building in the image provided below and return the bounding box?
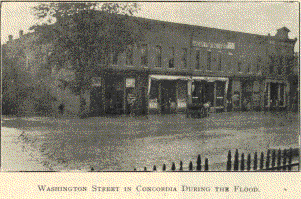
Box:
[3,15,297,117]
[87,17,297,116]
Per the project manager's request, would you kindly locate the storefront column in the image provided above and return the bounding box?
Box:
[267,82,271,111]
[214,81,217,113]
[158,81,162,114]
[176,81,179,113]
[123,77,126,114]
[259,80,265,111]
[101,72,106,113]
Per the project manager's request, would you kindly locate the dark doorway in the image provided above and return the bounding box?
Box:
[90,86,103,116]
[270,83,278,108]
[160,80,177,114]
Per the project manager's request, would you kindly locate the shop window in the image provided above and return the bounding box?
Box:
[181,48,187,68]
[217,52,222,71]
[155,45,162,68]
[195,49,200,70]
[207,51,212,70]
[126,45,133,66]
[140,44,148,67]
[168,47,175,68]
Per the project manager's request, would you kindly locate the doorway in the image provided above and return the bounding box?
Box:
[160,80,177,114]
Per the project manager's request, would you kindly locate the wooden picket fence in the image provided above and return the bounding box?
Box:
[134,155,209,172]
[226,148,299,171]
[89,148,299,172]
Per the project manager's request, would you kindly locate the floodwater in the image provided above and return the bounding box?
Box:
[1,112,300,172]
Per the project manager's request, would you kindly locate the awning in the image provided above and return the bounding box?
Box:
[150,75,191,81]
[148,75,191,94]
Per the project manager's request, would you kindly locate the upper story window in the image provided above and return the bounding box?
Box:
[155,45,162,68]
[140,44,148,67]
[256,56,262,72]
[207,51,212,70]
[269,55,274,74]
[278,56,284,75]
[247,63,251,73]
[126,45,134,66]
[195,49,200,70]
[181,48,188,68]
[112,50,118,65]
[237,61,242,72]
[168,47,175,68]
[217,52,222,71]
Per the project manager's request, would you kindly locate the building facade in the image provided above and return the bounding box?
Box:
[3,17,297,116]
[86,18,297,116]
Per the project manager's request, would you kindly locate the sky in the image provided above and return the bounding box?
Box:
[1,2,300,51]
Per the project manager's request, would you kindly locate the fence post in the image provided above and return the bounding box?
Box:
[260,152,264,170]
[234,149,239,171]
[171,162,176,171]
[179,161,183,171]
[253,152,258,171]
[271,150,276,169]
[226,150,232,171]
[283,149,287,171]
[247,154,251,171]
[288,148,293,171]
[240,153,245,171]
[277,149,282,171]
[189,161,193,171]
[266,149,270,170]
[197,155,202,171]
[153,165,157,171]
[163,164,166,171]
[205,158,209,171]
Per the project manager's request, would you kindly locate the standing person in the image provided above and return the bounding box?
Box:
[127,93,136,116]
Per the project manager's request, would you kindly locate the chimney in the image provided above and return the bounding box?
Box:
[19,30,24,37]
[8,35,13,41]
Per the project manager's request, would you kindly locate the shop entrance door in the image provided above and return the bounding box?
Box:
[270,83,278,108]
[160,80,177,114]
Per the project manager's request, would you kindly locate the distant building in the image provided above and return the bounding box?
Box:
[2,16,298,116]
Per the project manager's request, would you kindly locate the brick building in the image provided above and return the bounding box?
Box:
[3,16,298,116]
[88,17,297,116]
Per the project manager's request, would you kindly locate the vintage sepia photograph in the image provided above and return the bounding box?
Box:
[1,1,300,175]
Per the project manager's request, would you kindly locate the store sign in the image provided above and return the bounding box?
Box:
[193,41,235,50]
[126,78,135,88]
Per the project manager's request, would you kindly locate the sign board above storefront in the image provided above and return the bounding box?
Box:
[193,41,235,50]
[126,78,135,88]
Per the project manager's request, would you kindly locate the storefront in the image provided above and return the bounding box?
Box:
[148,75,189,114]
[89,71,148,116]
[191,77,229,113]
[264,79,289,111]
[148,75,229,114]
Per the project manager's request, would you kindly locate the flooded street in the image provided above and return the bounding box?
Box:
[1,112,299,171]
